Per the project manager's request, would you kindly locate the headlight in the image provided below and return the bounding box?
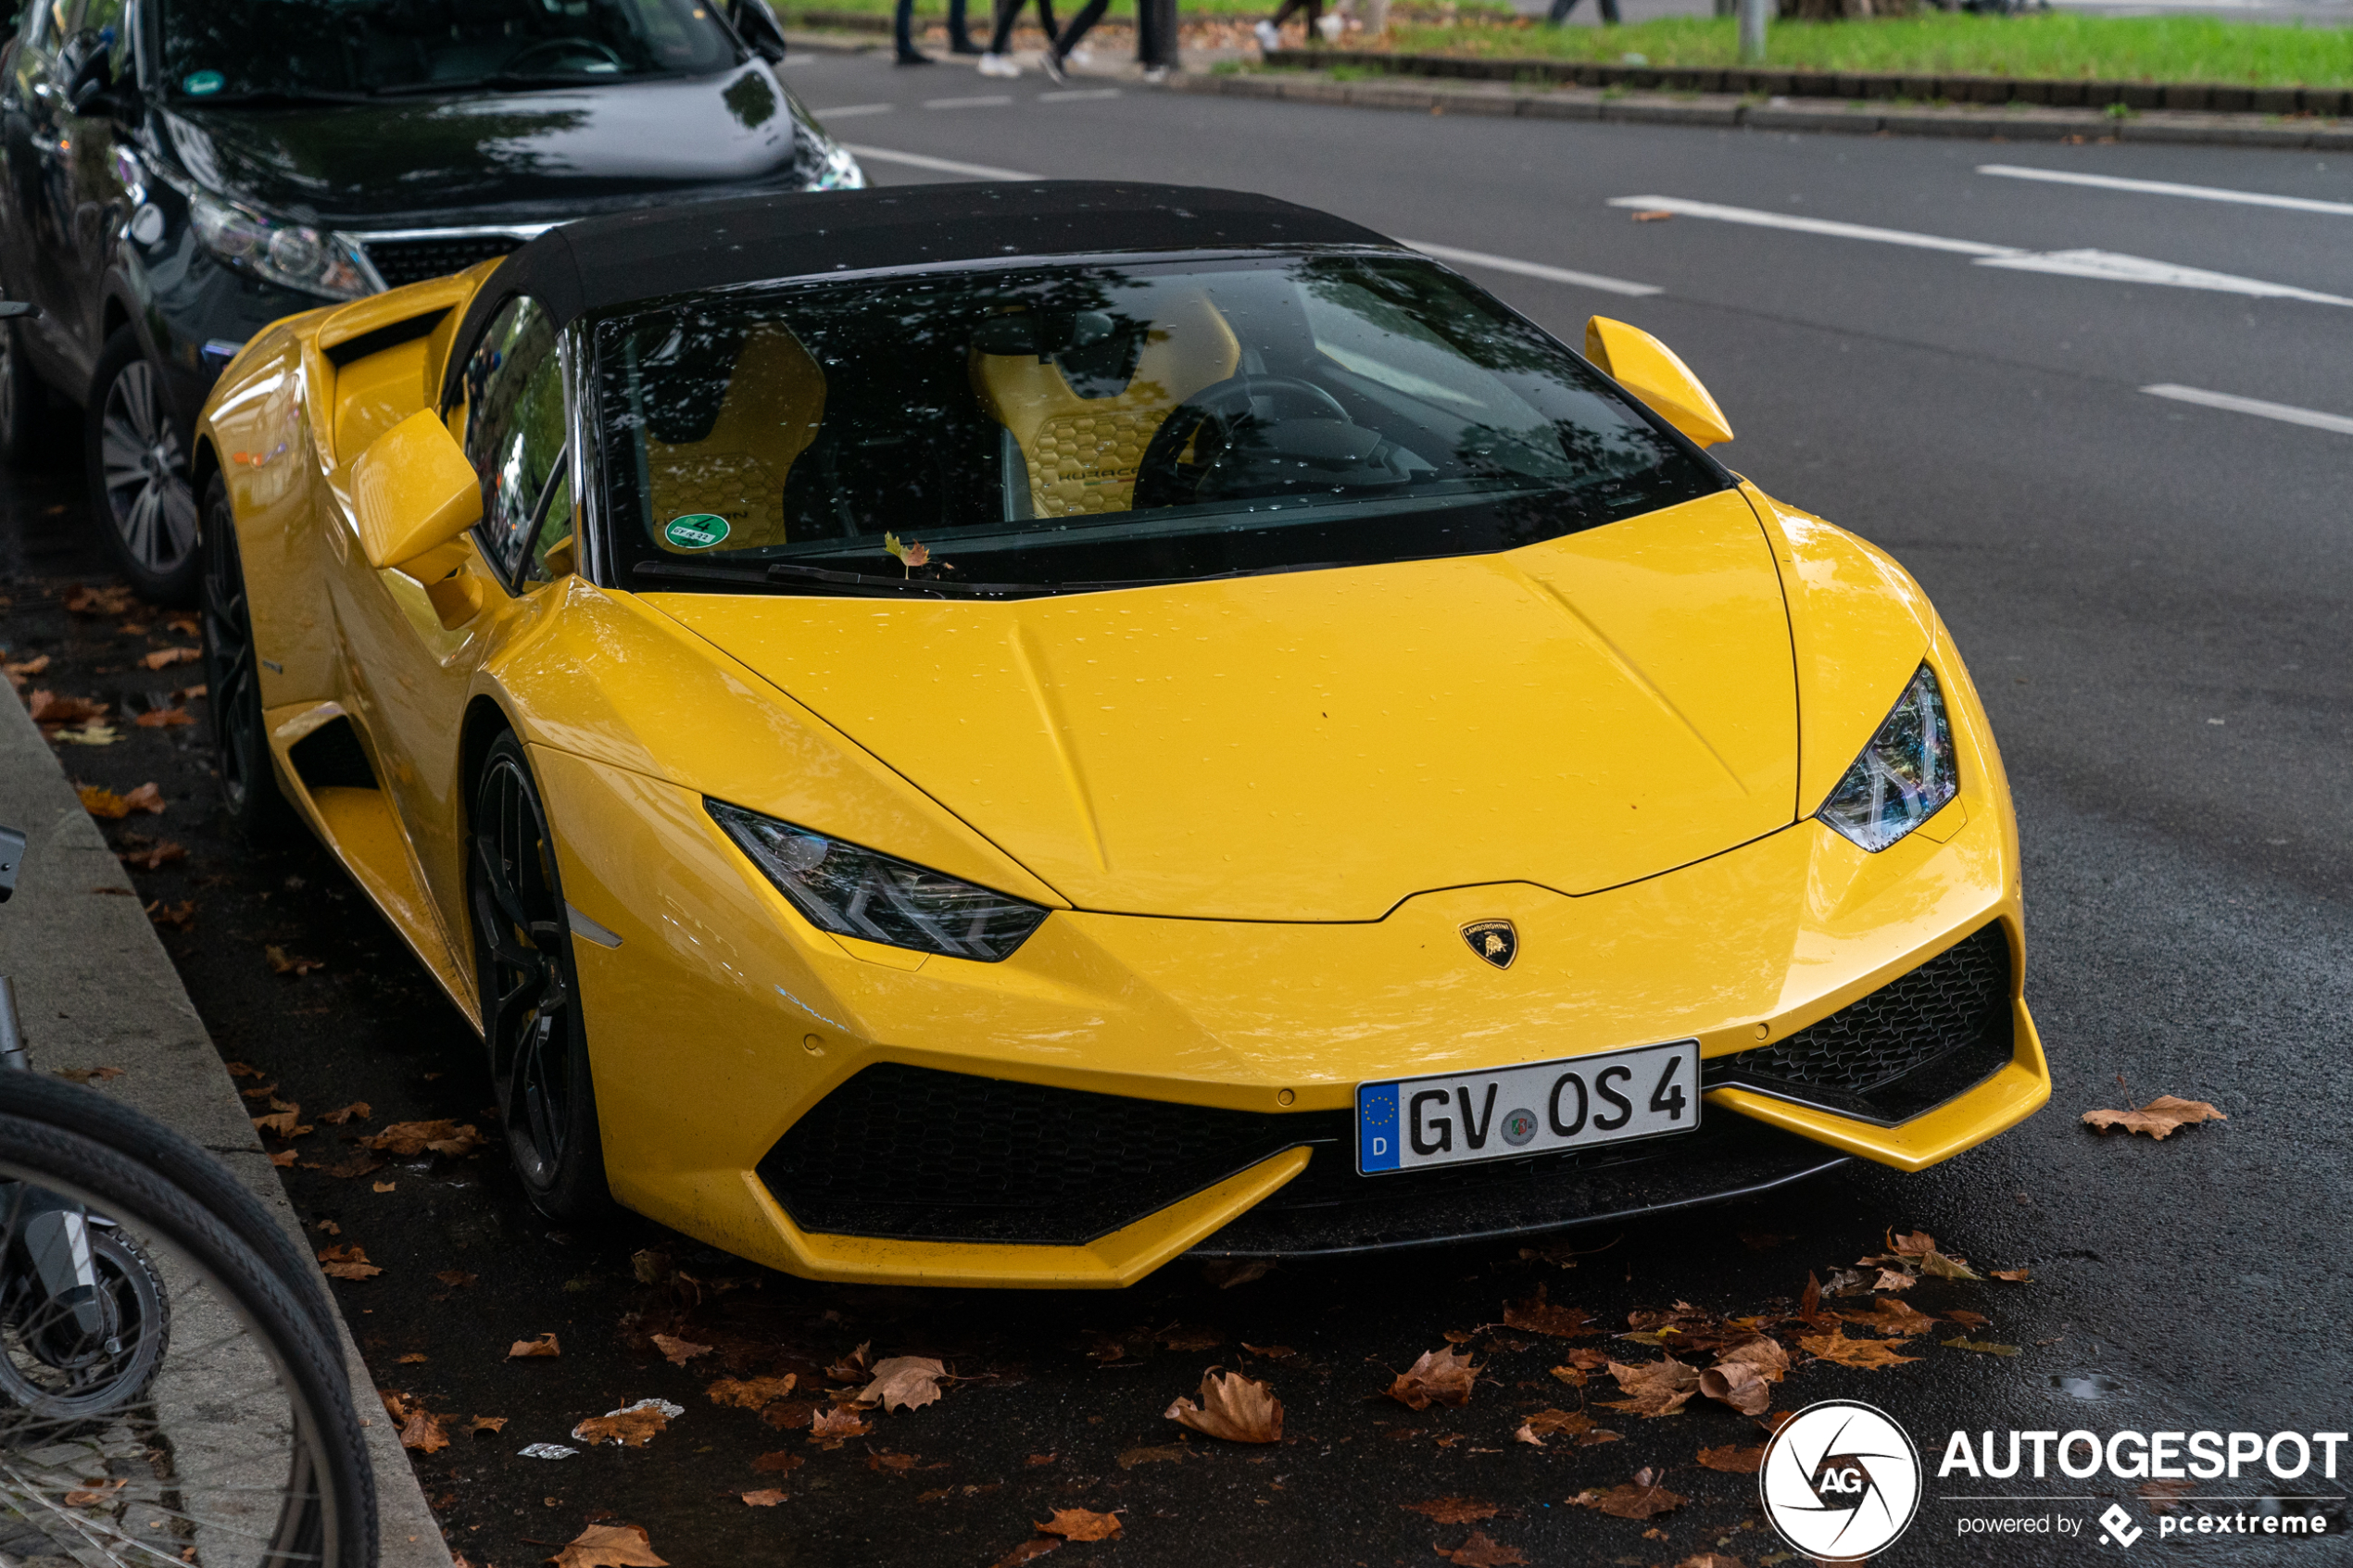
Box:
[189,191,371,300]
[708,800,1046,961]
[1816,663,1957,853]
[809,138,864,191]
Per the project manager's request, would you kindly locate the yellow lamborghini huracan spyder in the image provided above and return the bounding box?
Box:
[195,182,2047,1288]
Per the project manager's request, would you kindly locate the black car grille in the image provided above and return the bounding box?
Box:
[360,232,529,290]
[1703,921,2015,1125]
[760,1064,1322,1246]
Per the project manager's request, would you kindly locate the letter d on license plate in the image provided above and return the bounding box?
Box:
[1356,1039,1700,1174]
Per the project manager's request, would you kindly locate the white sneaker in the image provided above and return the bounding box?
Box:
[1253,19,1280,48]
[1317,12,1344,38]
[976,50,1020,76]
[1068,45,1093,65]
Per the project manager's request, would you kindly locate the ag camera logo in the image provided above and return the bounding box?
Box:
[1760,1399,1923,1560]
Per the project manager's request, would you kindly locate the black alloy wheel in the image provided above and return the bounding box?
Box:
[196,474,293,840]
[469,733,609,1220]
[88,326,201,604]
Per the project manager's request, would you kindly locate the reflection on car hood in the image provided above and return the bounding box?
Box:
[157,66,811,227]
[650,490,1801,922]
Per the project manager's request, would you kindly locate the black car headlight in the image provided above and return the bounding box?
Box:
[708,800,1047,961]
[1816,663,1957,853]
[190,191,371,301]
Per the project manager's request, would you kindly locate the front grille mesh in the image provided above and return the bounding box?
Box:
[1705,922,2014,1123]
[760,1064,1319,1246]
[360,233,528,290]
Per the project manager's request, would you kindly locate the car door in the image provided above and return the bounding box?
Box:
[324,293,578,947]
[0,0,82,371]
[50,0,131,359]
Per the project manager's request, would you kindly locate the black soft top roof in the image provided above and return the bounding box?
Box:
[440,181,1398,406]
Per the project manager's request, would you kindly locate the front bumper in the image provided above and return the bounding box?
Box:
[536,671,2046,1286]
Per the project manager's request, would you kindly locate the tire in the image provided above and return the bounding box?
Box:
[86,325,200,605]
[469,731,611,1222]
[0,312,71,470]
[0,1099,377,1568]
[0,1069,334,1345]
[0,1224,167,1423]
[197,471,296,843]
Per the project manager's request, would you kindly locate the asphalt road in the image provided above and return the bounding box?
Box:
[4,76,2349,1568]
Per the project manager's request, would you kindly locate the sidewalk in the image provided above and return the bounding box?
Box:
[0,687,451,1568]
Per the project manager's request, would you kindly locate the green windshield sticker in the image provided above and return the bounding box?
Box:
[663,514,730,550]
[182,70,225,96]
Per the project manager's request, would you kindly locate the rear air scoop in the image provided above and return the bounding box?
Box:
[650,489,1797,922]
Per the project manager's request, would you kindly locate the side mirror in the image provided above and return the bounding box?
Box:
[728,0,790,61]
[350,410,483,571]
[1584,317,1733,448]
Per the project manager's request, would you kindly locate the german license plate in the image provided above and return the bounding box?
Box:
[1356,1039,1701,1174]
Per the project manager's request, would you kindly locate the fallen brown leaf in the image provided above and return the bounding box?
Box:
[1716,1336,1790,1381]
[400,1408,449,1453]
[1674,1556,1744,1568]
[1036,1509,1121,1541]
[2082,1095,2227,1140]
[1797,1323,1921,1370]
[1433,1529,1529,1566]
[318,1102,371,1125]
[740,1489,786,1507]
[858,1355,946,1411]
[133,707,194,728]
[547,1523,666,1568]
[148,898,198,930]
[2140,1478,2196,1512]
[270,1149,298,1168]
[989,1540,1061,1568]
[1601,1358,1699,1418]
[707,1374,797,1410]
[120,782,166,813]
[1841,1298,1939,1338]
[1798,1271,1825,1325]
[1403,1499,1497,1524]
[324,1154,384,1179]
[76,783,131,818]
[1239,1341,1296,1359]
[1572,1467,1688,1521]
[574,1402,671,1448]
[436,1270,478,1288]
[1942,1337,2021,1357]
[509,1333,561,1359]
[362,1120,485,1157]
[53,1065,125,1084]
[119,839,185,868]
[651,1334,712,1368]
[252,1107,303,1138]
[752,1450,804,1476]
[1386,1347,1478,1411]
[1115,1444,1189,1469]
[264,944,325,976]
[1697,1361,1769,1415]
[140,646,201,670]
[1512,1408,1618,1448]
[62,583,137,616]
[1919,1249,1981,1281]
[2,653,50,684]
[470,1417,508,1435]
[809,1406,869,1444]
[64,1479,127,1507]
[1990,1267,2032,1283]
[39,693,111,726]
[224,1061,263,1077]
[317,1244,382,1281]
[1164,1369,1283,1442]
[1697,1443,1766,1474]
[1160,1324,1223,1351]
[371,1178,396,1191]
[1502,1284,1593,1338]
[1945,1310,1991,1328]
[396,1351,425,1363]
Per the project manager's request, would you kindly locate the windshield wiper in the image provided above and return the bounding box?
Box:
[371,70,657,97]
[178,86,376,107]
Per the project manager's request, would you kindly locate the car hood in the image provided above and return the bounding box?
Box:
[650,490,1801,923]
[156,65,813,227]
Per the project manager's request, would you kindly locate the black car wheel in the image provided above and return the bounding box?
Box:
[469,733,609,1221]
[88,326,200,604]
[0,310,69,469]
[197,472,294,841]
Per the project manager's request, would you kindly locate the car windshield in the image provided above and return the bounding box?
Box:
[595,252,1728,597]
[156,0,739,100]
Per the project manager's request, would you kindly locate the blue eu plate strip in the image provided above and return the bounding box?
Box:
[1356,1081,1401,1173]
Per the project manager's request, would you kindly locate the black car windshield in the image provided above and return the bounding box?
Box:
[157,0,739,100]
[597,252,1729,597]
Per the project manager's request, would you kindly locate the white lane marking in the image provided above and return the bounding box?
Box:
[1981,164,2353,219]
[842,144,1042,181]
[923,94,1015,109]
[1608,195,2018,257]
[1038,87,1121,101]
[1978,248,2353,306]
[812,102,896,118]
[2142,384,2353,437]
[1608,194,2353,307]
[1402,240,1661,298]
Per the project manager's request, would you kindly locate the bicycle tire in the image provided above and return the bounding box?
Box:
[0,1071,337,1343]
[0,1109,378,1568]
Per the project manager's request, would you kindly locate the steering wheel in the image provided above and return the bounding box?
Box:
[1134,375,1354,509]
[504,36,628,73]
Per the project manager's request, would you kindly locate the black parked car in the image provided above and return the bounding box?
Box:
[0,0,860,602]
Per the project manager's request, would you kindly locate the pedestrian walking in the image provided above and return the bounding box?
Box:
[978,0,1058,76]
[1253,0,1343,52]
[895,0,982,64]
[1545,0,1620,24]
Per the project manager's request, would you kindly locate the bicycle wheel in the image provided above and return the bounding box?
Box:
[0,1072,335,1346]
[0,1110,376,1568]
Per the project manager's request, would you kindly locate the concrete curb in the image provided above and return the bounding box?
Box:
[1164,67,2353,148]
[0,692,451,1568]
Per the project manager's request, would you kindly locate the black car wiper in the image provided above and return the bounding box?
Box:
[178,86,377,107]
[633,557,1047,599]
[371,70,663,97]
